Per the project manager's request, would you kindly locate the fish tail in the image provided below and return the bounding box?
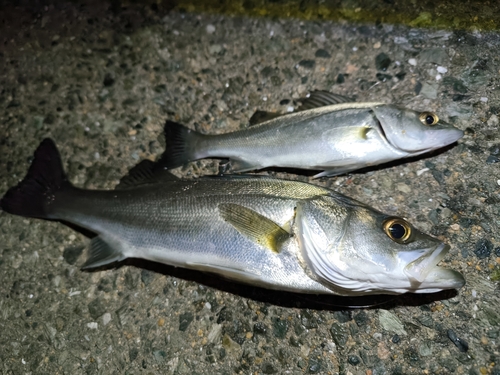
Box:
[158,120,202,169]
[0,138,72,219]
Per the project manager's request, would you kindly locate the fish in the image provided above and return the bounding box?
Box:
[158,91,464,177]
[0,139,465,296]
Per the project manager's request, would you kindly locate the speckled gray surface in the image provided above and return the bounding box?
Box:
[1,2,500,374]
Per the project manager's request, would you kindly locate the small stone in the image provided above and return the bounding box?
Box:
[348,355,361,365]
[417,315,434,328]
[315,49,331,58]
[474,239,492,259]
[261,362,277,374]
[376,73,392,82]
[414,81,423,94]
[102,313,112,326]
[272,318,289,339]
[103,73,115,87]
[447,329,469,352]
[298,59,316,69]
[179,312,194,332]
[206,24,216,34]
[420,82,438,99]
[217,307,232,324]
[404,347,419,362]
[379,310,407,336]
[419,48,448,65]
[62,245,84,265]
[486,155,500,164]
[418,340,433,357]
[152,350,167,363]
[495,247,500,257]
[301,309,318,329]
[88,298,106,320]
[129,347,139,362]
[333,310,352,323]
[487,114,499,126]
[308,358,321,373]
[354,311,369,326]
[141,269,156,286]
[253,322,268,335]
[375,52,391,71]
[330,322,348,347]
[373,41,381,49]
[408,58,417,66]
[437,66,448,74]
[392,334,401,343]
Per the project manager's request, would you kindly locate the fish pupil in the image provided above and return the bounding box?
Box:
[425,115,434,125]
[390,223,406,239]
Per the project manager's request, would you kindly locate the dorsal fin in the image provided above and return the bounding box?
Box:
[248,90,355,126]
[248,110,283,126]
[297,90,354,111]
[115,159,179,190]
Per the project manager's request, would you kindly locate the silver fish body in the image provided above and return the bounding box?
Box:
[0,139,465,296]
[160,95,463,177]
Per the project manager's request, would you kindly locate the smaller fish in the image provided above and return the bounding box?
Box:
[158,91,464,177]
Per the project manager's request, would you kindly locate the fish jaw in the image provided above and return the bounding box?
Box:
[418,127,464,151]
[403,243,466,293]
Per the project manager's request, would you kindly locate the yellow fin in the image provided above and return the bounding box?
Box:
[219,203,289,253]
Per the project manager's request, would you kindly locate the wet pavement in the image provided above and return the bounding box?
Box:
[0,2,499,374]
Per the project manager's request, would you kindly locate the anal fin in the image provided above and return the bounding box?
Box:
[219,203,289,253]
[81,236,126,270]
[229,159,261,173]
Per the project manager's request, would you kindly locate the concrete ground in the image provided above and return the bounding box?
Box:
[0,1,499,374]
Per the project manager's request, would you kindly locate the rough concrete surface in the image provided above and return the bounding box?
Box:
[0,2,499,374]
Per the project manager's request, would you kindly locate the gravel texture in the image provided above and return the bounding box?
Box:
[1,2,499,374]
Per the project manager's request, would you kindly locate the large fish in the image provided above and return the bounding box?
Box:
[159,91,464,177]
[0,139,465,296]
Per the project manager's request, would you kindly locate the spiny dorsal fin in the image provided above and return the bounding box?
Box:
[247,90,355,126]
[116,159,179,190]
[249,110,283,126]
[298,90,354,111]
[219,203,289,253]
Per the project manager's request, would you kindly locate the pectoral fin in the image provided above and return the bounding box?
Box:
[219,203,289,253]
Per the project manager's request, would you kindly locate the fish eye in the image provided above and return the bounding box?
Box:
[383,218,412,244]
[419,112,439,126]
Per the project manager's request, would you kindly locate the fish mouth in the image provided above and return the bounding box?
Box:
[403,243,464,289]
[422,128,464,150]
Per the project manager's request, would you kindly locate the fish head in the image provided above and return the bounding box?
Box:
[372,105,464,153]
[296,196,465,295]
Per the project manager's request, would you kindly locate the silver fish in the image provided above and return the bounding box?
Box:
[159,91,463,177]
[0,139,465,296]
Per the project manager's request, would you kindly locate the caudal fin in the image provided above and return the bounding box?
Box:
[157,120,200,169]
[0,138,71,219]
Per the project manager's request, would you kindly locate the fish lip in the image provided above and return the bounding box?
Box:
[403,243,450,283]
